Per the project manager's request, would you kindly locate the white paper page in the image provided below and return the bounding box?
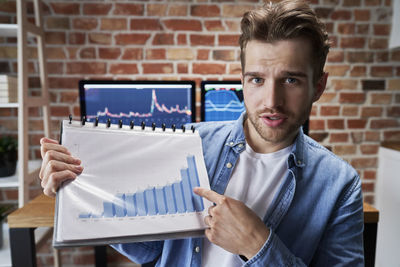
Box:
[57,121,212,242]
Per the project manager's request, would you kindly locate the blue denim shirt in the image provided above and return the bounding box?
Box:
[112,113,364,266]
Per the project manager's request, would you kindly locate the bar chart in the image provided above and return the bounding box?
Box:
[78,155,204,219]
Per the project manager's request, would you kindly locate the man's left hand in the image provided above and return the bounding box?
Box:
[194,187,270,259]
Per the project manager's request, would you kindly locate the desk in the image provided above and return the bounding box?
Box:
[7,194,379,267]
[7,194,107,267]
[363,202,379,267]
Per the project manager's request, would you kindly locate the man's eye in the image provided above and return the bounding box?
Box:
[251,78,263,84]
[285,77,297,84]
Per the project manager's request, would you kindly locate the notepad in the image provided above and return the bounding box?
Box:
[53,120,213,247]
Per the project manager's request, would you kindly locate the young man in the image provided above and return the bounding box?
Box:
[39,0,364,266]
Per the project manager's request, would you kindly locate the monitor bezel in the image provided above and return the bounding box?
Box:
[79,80,197,124]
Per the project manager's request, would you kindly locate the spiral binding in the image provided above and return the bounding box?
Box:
[71,115,195,133]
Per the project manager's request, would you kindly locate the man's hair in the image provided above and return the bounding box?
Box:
[239,0,330,84]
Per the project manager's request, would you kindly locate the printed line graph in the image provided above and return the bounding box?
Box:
[205,89,245,121]
[78,155,204,219]
[84,86,192,126]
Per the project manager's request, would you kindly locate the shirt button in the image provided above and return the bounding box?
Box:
[297,160,302,165]
[238,143,243,148]
[229,141,234,146]
[195,246,200,253]
[226,162,232,169]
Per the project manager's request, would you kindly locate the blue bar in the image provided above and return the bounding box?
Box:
[155,188,167,215]
[136,191,147,216]
[173,182,186,213]
[79,213,91,218]
[125,194,137,217]
[103,201,115,217]
[181,168,194,212]
[187,155,204,211]
[165,184,177,214]
[115,194,126,217]
[145,188,157,216]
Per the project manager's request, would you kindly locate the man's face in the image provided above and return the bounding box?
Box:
[241,39,326,152]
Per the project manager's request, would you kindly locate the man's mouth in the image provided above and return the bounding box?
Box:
[261,114,287,127]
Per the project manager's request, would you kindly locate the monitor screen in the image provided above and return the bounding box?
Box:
[200,80,309,135]
[79,80,196,128]
[201,81,245,122]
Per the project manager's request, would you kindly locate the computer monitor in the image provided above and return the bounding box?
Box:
[200,80,309,135]
[79,80,196,128]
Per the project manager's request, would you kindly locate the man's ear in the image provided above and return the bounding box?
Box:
[240,73,244,85]
[312,72,328,102]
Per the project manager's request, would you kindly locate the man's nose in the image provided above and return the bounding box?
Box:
[261,81,284,109]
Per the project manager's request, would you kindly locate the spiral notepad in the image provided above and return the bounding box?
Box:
[54,117,213,247]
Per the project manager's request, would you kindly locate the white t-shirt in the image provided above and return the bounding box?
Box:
[202,143,293,266]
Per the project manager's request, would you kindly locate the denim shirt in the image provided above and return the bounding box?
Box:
[112,113,364,266]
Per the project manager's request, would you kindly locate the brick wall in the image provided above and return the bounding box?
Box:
[0,0,399,265]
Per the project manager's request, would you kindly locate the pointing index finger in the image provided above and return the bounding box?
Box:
[193,187,224,204]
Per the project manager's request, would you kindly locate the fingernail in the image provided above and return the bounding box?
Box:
[75,165,83,172]
[73,157,81,164]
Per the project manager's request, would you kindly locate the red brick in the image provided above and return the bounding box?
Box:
[191,5,220,17]
[83,3,111,15]
[45,32,66,45]
[152,33,174,45]
[369,38,388,49]
[376,52,389,62]
[339,93,365,103]
[197,49,210,60]
[331,10,352,20]
[193,63,225,74]
[163,19,202,31]
[73,18,97,30]
[365,0,381,5]
[101,18,127,31]
[325,65,349,76]
[337,23,355,34]
[361,144,379,155]
[333,145,356,155]
[177,34,187,45]
[115,34,150,45]
[109,64,139,75]
[113,4,144,15]
[370,93,392,104]
[99,48,121,59]
[46,17,69,29]
[361,107,382,117]
[178,63,188,74]
[317,92,336,103]
[348,119,367,129]
[365,131,380,142]
[309,132,329,142]
[370,66,392,78]
[370,119,398,129]
[327,119,345,129]
[327,50,344,63]
[354,9,370,21]
[51,3,80,15]
[356,24,370,34]
[351,157,377,168]
[148,4,167,16]
[60,91,79,103]
[229,63,242,75]
[392,50,400,61]
[130,19,161,30]
[329,133,349,143]
[320,106,340,116]
[218,35,240,46]
[363,195,374,204]
[142,63,173,74]
[89,33,111,45]
[49,77,81,89]
[342,106,359,116]
[222,4,253,17]
[66,62,106,75]
[146,49,166,60]
[347,52,373,63]
[331,79,358,90]
[120,48,142,60]
[343,0,361,6]
[69,32,85,45]
[168,4,188,16]
[309,119,325,130]
[225,21,240,31]
[362,182,375,192]
[387,106,400,117]
[79,48,95,59]
[50,106,70,117]
[190,35,215,46]
[384,131,400,141]
[0,1,16,13]
[350,66,366,77]
[213,50,235,61]
[205,21,225,31]
[373,24,390,35]
[364,170,376,180]
[340,37,365,48]
[47,47,66,59]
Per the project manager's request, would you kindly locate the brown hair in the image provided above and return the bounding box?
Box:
[239,0,330,84]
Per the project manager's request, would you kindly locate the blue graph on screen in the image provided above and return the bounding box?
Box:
[84,86,192,127]
[205,89,245,121]
[78,155,204,219]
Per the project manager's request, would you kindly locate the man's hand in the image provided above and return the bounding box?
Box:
[194,187,270,260]
[39,137,83,197]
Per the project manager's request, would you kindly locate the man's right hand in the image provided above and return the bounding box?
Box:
[39,137,83,197]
